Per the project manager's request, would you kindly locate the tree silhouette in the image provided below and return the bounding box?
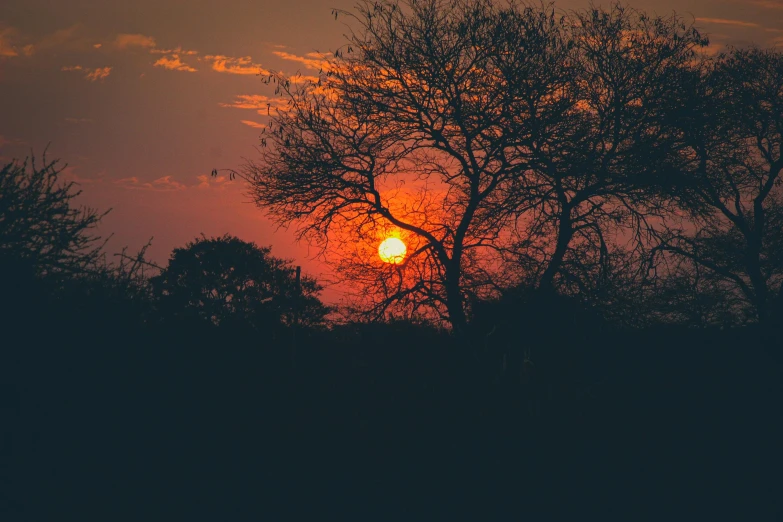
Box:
[247,0,573,332]
[150,235,329,332]
[510,4,707,296]
[0,155,106,279]
[245,0,707,332]
[655,47,783,324]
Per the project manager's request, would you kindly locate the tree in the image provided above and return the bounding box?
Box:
[0,155,106,279]
[655,48,783,324]
[245,0,706,333]
[150,235,329,331]
[246,0,575,332]
[510,3,707,296]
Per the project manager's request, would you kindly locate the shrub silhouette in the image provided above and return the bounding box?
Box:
[150,234,329,334]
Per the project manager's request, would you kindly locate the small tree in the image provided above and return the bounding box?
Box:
[150,235,329,331]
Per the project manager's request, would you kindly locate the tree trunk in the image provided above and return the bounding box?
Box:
[746,254,769,324]
[445,265,469,336]
[539,206,573,294]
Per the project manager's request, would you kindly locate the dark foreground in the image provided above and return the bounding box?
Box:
[2,312,779,521]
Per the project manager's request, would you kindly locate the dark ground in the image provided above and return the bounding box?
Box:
[1,297,780,521]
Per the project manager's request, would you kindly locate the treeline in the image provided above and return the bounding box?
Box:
[1,153,779,520]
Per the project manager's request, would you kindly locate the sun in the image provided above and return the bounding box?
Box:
[378,237,407,264]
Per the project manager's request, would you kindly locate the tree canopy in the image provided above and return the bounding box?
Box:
[150,235,329,331]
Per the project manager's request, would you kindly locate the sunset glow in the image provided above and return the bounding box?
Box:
[378,237,406,264]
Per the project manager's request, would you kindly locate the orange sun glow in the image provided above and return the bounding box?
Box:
[378,237,407,264]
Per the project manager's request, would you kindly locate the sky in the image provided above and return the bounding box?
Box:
[1,0,782,302]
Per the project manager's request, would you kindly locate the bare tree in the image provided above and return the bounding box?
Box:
[506,3,707,296]
[655,48,783,324]
[246,0,574,332]
[245,0,707,332]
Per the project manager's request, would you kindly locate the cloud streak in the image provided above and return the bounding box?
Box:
[150,46,198,55]
[272,50,331,71]
[750,0,783,10]
[115,175,186,191]
[695,17,761,28]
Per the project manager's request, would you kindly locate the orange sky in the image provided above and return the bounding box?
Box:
[1,0,782,303]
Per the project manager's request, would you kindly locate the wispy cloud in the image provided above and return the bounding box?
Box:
[3,24,98,57]
[114,33,157,50]
[749,0,783,10]
[31,24,91,54]
[240,120,266,129]
[272,50,331,71]
[195,174,236,190]
[203,55,270,75]
[115,175,186,191]
[153,55,197,72]
[62,65,112,81]
[695,17,761,28]
[150,47,198,55]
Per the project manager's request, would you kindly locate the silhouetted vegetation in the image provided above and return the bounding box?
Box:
[3,1,781,520]
[150,234,330,334]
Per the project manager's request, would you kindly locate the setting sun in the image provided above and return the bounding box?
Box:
[378,237,407,264]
